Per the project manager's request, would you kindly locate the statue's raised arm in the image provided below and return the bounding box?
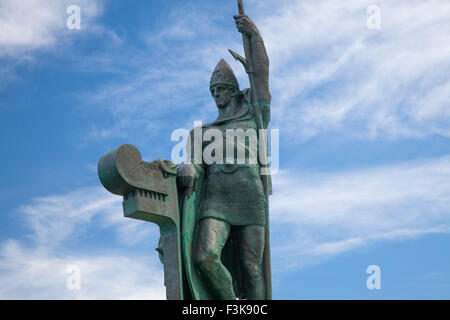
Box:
[228,0,272,197]
[233,14,271,106]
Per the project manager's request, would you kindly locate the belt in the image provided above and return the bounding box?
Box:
[207,164,259,176]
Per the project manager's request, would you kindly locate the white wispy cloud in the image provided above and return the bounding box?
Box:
[19,186,158,247]
[0,0,115,93]
[254,0,450,140]
[0,187,165,299]
[269,155,450,271]
[0,0,104,57]
[0,240,165,299]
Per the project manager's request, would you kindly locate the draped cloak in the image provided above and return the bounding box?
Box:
[178,89,272,299]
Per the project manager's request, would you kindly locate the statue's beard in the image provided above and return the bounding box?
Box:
[216,100,229,109]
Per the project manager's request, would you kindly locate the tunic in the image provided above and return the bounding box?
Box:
[196,93,269,227]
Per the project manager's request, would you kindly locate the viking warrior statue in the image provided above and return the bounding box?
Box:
[177,9,272,300]
[98,1,272,301]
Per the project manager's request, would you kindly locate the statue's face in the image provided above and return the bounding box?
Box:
[210,84,232,109]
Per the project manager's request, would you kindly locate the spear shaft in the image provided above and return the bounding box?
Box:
[238,0,245,14]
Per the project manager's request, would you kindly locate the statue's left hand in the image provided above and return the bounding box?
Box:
[234,14,259,37]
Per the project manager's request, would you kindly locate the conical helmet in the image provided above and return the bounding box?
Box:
[210,59,239,90]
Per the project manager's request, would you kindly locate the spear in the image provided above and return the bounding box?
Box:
[229,3,273,301]
[228,0,270,196]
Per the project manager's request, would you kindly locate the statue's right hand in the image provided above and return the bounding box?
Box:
[177,163,197,197]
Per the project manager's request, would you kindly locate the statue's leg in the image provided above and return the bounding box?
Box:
[239,225,266,300]
[195,218,236,300]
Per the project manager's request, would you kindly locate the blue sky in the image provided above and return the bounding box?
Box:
[0,0,449,299]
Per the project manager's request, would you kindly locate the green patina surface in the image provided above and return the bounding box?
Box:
[98,0,273,300]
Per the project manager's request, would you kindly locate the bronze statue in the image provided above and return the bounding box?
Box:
[98,0,272,300]
[178,1,272,300]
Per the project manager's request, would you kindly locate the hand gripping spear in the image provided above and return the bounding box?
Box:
[228,0,271,196]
